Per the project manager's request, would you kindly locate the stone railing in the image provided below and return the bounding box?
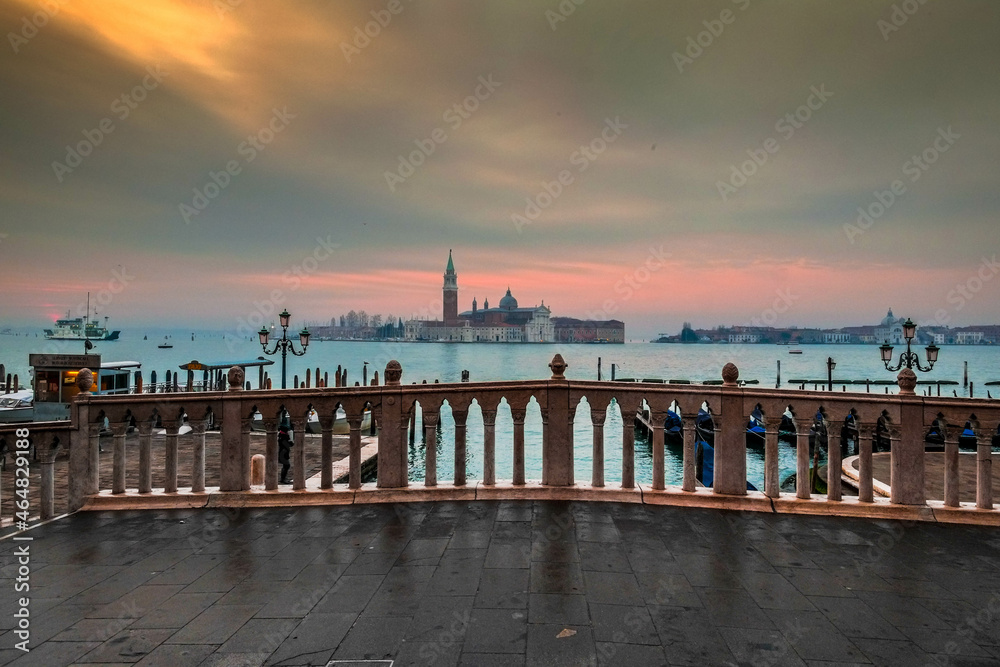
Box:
[13,356,998,524]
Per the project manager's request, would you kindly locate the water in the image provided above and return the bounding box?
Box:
[1,329,997,485]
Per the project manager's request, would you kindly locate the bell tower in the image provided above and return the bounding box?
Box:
[443,249,458,323]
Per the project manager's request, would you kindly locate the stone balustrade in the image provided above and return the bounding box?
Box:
[6,355,1000,525]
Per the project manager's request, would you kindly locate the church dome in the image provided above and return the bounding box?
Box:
[499,288,518,310]
[881,308,896,326]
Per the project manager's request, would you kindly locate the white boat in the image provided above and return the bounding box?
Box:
[44,294,121,341]
[0,390,34,423]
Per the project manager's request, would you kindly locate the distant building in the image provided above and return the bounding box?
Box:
[873,308,907,344]
[552,318,625,343]
[405,251,556,342]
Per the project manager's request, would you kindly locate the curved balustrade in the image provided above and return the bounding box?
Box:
[4,355,992,526]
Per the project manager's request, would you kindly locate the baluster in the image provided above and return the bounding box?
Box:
[944,434,960,507]
[112,422,128,494]
[423,411,438,487]
[796,421,810,500]
[764,428,780,499]
[138,421,152,493]
[826,420,842,502]
[591,408,606,488]
[858,425,875,503]
[88,422,101,496]
[512,408,526,485]
[293,417,306,490]
[192,421,206,493]
[540,408,549,485]
[977,435,993,510]
[264,420,278,490]
[348,414,363,489]
[240,418,253,491]
[482,409,497,486]
[681,416,696,492]
[320,415,335,489]
[453,409,468,486]
[164,420,179,493]
[39,435,56,520]
[650,412,665,491]
[621,404,635,489]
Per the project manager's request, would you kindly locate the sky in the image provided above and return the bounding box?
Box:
[0,0,998,340]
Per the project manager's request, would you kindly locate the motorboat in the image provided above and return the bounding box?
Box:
[0,390,34,423]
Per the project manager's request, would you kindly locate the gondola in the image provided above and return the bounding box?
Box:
[746,406,766,448]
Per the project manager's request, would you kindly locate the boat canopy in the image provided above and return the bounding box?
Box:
[179,357,275,371]
[101,361,141,369]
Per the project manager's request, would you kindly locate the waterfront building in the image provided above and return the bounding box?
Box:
[551,317,625,343]
[405,251,556,342]
[875,308,907,344]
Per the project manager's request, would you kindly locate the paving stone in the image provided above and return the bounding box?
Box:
[264,612,355,665]
[474,568,529,609]
[332,616,411,661]
[589,603,658,645]
[719,626,808,666]
[130,592,222,629]
[464,608,527,654]
[165,604,259,645]
[132,643,217,666]
[525,624,596,666]
[528,593,589,625]
[582,571,643,606]
[595,641,668,666]
[77,628,175,663]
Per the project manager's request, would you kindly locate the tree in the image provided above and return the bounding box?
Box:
[346,310,359,328]
[372,314,383,329]
[358,310,369,328]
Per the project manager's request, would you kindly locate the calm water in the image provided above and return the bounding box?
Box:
[2,329,997,486]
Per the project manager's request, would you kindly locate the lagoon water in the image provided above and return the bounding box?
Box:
[2,329,998,487]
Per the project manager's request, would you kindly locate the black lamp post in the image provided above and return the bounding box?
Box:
[879,318,939,373]
[827,357,836,391]
[258,309,310,389]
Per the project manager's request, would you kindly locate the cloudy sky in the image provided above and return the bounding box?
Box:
[1,0,998,338]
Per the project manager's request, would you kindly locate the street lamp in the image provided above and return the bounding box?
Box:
[258,309,310,389]
[827,357,836,391]
[879,318,939,373]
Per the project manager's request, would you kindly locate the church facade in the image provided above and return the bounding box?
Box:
[404,252,556,342]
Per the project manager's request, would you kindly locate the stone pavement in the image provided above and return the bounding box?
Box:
[3,500,1000,666]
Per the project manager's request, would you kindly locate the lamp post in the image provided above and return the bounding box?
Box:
[827,356,836,391]
[879,318,939,373]
[258,309,310,389]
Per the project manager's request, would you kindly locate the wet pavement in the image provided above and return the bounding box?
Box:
[2,500,1000,666]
